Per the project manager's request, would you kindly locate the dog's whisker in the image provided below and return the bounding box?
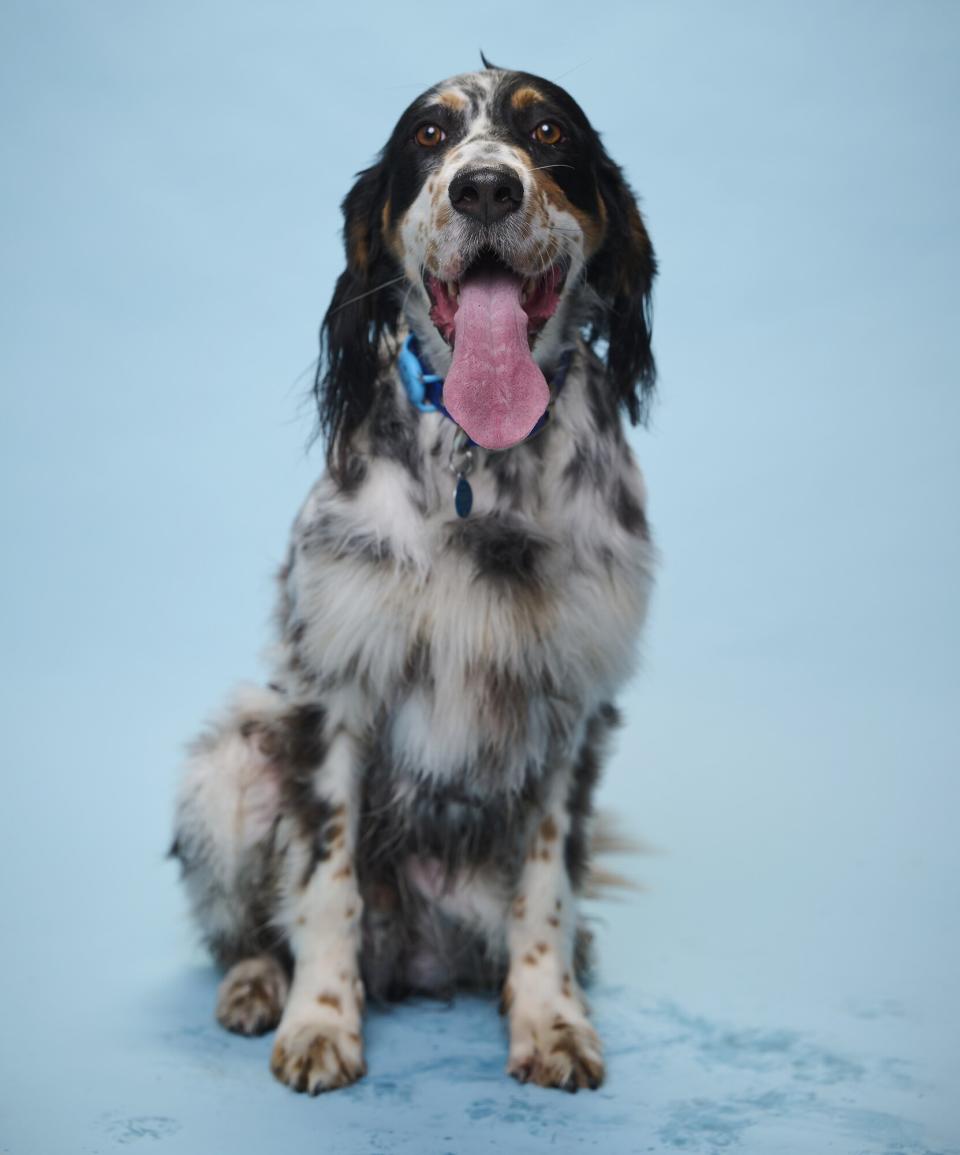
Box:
[328,274,407,315]
[552,58,592,82]
[289,356,320,391]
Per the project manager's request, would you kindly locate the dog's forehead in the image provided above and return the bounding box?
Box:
[402,69,584,135]
[429,68,501,116]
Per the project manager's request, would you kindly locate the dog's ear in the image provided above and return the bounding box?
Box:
[586,150,658,425]
[314,158,401,475]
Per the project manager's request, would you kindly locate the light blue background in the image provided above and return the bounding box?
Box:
[2,2,958,1152]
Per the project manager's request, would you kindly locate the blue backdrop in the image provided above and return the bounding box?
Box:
[2,2,958,1151]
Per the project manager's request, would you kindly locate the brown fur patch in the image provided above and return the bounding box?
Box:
[347,218,368,273]
[522,951,538,966]
[540,815,559,842]
[437,89,467,110]
[535,941,549,955]
[434,201,453,231]
[529,169,608,259]
[499,981,515,1015]
[366,882,400,912]
[381,197,404,261]
[548,915,560,928]
[316,992,342,1012]
[332,862,352,880]
[270,1043,287,1075]
[512,896,526,919]
[511,85,544,110]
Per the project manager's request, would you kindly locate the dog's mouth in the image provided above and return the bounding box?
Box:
[425,251,567,347]
[423,252,568,452]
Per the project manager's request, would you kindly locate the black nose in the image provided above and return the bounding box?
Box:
[448,166,524,225]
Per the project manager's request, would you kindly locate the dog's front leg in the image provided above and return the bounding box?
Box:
[503,767,604,1091]
[270,726,366,1094]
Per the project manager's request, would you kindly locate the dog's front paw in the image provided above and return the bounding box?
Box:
[507,1008,604,1092]
[216,956,289,1037]
[270,1019,366,1095]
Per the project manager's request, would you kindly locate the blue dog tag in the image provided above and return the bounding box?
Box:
[454,476,473,518]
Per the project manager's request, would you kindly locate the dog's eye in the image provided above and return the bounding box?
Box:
[415,124,446,148]
[532,121,563,146]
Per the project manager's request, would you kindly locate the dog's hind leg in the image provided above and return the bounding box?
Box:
[172,684,291,1033]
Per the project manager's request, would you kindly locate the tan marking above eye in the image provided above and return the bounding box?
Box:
[415,123,446,147]
[437,90,467,110]
[511,85,544,109]
[533,121,563,145]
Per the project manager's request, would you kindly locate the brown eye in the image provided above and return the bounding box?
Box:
[415,124,445,148]
[533,121,563,145]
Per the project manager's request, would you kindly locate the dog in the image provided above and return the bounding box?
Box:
[171,60,657,1095]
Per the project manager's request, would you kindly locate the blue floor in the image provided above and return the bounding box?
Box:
[2,2,958,1152]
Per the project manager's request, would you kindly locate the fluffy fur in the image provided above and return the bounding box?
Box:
[172,63,657,1094]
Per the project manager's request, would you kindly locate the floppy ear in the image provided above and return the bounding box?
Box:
[314,159,402,475]
[586,151,658,425]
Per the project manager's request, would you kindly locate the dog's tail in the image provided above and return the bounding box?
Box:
[584,809,652,898]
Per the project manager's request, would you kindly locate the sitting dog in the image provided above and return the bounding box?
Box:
[172,61,657,1094]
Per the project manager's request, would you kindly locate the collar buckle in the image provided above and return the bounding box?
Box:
[397,333,444,412]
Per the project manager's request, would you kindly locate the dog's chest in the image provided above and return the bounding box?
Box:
[287,464,649,788]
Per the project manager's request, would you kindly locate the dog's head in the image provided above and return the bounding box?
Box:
[316,64,656,466]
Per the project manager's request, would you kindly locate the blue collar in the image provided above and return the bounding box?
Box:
[397,332,573,448]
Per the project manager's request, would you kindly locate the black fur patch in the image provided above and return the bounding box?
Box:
[367,381,421,480]
[447,514,547,586]
[613,481,649,539]
[564,702,622,889]
[402,635,433,686]
[585,358,620,435]
[359,759,542,880]
[562,443,610,491]
[339,453,368,495]
[273,704,339,885]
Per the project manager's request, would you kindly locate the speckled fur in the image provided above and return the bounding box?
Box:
[172,64,657,1095]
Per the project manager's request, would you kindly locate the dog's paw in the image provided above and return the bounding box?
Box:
[270,1019,366,1094]
[216,956,289,1037]
[507,1009,604,1092]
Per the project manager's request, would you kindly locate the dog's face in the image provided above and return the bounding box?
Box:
[317,67,656,461]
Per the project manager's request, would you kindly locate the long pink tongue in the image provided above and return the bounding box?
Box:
[442,268,549,450]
